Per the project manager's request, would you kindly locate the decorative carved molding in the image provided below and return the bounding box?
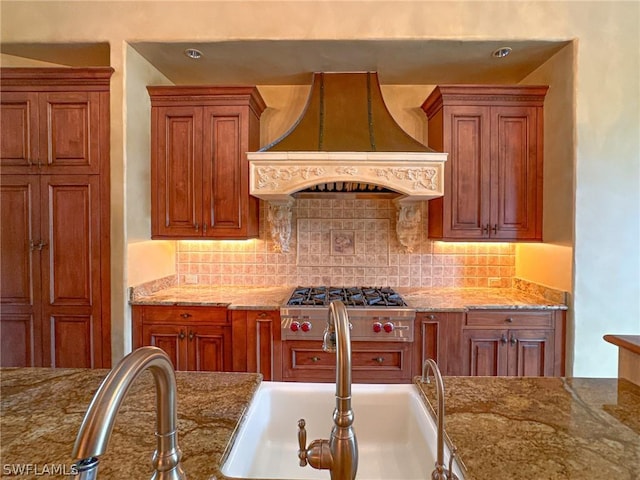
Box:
[371,167,439,191]
[394,199,422,253]
[266,199,295,253]
[249,152,447,201]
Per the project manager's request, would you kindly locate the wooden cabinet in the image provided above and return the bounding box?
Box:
[461,310,565,377]
[422,85,548,241]
[132,305,232,372]
[0,68,112,368]
[148,86,266,240]
[413,311,465,377]
[283,340,413,383]
[230,309,282,381]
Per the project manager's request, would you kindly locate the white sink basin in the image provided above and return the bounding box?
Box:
[221,382,464,480]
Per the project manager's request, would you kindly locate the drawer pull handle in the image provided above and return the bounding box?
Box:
[310,356,321,363]
[258,312,268,318]
[373,357,385,364]
[505,317,514,323]
[180,313,192,318]
[179,330,186,340]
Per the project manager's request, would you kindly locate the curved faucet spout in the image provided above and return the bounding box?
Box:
[72,346,185,480]
[298,300,358,480]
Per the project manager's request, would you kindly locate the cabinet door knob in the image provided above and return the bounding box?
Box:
[310,356,321,363]
[482,224,490,235]
[203,223,207,233]
[510,335,517,346]
[189,330,195,341]
[505,317,514,323]
[180,313,192,318]
[194,223,199,232]
[373,356,385,364]
[500,334,508,344]
[492,224,498,234]
[179,330,186,340]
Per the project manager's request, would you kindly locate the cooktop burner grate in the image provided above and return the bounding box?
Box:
[286,286,407,307]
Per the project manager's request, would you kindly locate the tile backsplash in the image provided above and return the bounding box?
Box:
[176,198,515,287]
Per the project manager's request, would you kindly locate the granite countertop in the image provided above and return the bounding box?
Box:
[130,284,566,311]
[130,285,293,310]
[2,369,638,479]
[0,368,260,479]
[415,376,640,480]
[397,287,567,311]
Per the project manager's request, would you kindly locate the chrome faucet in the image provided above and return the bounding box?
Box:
[422,359,459,480]
[297,300,358,480]
[72,346,186,480]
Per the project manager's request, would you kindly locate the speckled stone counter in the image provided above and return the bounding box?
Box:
[130,284,566,312]
[415,376,640,480]
[130,285,292,310]
[0,368,260,479]
[3,369,637,479]
[397,287,567,311]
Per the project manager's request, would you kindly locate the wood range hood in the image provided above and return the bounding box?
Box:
[248,72,447,253]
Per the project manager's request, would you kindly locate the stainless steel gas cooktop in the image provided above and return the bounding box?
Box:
[281,286,415,342]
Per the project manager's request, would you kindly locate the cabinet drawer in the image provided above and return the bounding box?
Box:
[466,310,553,328]
[283,341,412,383]
[140,306,228,325]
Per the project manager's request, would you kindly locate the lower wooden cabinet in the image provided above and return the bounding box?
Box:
[230,309,282,381]
[283,340,413,383]
[413,311,465,377]
[132,305,231,372]
[461,310,565,377]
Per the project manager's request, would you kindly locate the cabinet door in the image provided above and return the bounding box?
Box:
[39,92,102,174]
[507,329,555,376]
[152,106,203,238]
[0,92,39,172]
[142,324,188,371]
[187,325,232,372]
[0,176,42,366]
[40,175,103,368]
[462,329,508,376]
[202,106,244,238]
[490,106,542,240]
[443,106,492,239]
[245,310,282,381]
[414,312,464,376]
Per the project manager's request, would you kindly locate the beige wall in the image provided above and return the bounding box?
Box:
[2,1,638,376]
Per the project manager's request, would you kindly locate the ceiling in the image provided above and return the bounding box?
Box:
[2,39,569,85]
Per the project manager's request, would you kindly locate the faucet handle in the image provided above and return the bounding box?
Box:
[447,446,459,480]
[297,419,308,466]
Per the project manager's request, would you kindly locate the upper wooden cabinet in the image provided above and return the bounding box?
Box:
[0,68,112,368]
[148,86,266,240]
[422,85,548,241]
[1,69,111,175]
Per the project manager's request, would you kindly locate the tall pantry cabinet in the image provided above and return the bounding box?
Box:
[422,85,548,241]
[0,68,113,368]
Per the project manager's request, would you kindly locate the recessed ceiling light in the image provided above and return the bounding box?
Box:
[184,48,203,60]
[492,47,512,59]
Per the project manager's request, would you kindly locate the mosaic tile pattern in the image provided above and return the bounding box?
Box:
[176,198,516,287]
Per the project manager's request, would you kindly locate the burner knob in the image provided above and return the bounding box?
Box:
[383,322,394,333]
[372,322,382,333]
[290,321,301,332]
[301,321,312,332]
